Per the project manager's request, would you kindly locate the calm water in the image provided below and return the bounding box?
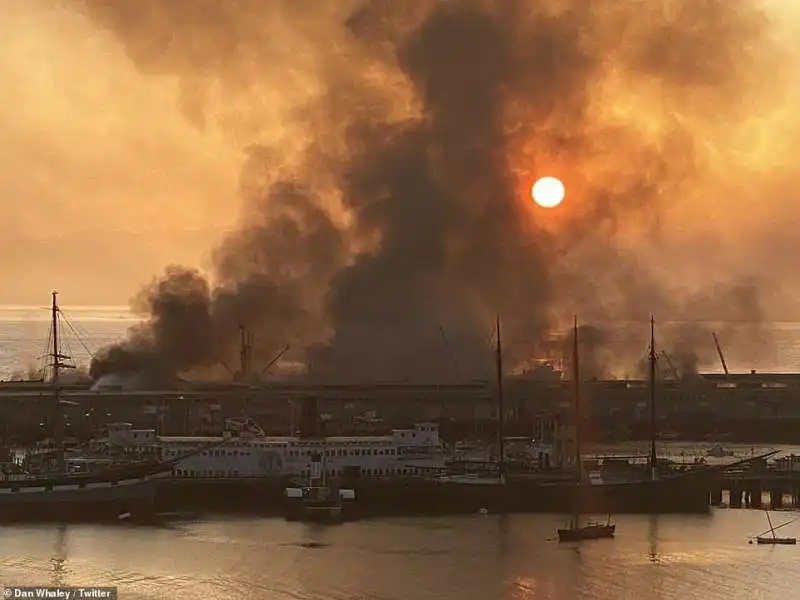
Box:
[0,306,136,379]
[0,512,797,600]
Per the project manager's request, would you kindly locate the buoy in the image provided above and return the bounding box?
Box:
[118,512,131,521]
[478,508,488,515]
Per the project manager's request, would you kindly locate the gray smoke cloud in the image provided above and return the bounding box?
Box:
[74,0,788,382]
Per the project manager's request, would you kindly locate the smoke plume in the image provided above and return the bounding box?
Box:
[69,0,793,382]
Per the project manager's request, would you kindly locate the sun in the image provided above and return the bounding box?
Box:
[531,176,565,208]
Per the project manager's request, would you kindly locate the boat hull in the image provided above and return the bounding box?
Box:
[285,503,346,524]
[150,468,712,517]
[756,537,797,545]
[347,470,711,516]
[0,463,172,523]
[540,472,712,515]
[558,524,615,542]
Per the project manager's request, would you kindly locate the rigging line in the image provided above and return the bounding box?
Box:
[64,314,101,348]
[59,312,97,359]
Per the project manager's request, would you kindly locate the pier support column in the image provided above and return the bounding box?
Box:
[729,487,742,508]
[771,489,784,509]
[748,485,762,509]
[709,486,723,506]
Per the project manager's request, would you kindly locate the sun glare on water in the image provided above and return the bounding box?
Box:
[531,176,565,208]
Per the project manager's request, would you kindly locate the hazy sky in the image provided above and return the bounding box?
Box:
[2,0,800,320]
[0,0,241,305]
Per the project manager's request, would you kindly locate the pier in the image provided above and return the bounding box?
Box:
[715,461,800,509]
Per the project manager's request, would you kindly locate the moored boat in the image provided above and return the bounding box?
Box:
[558,520,616,542]
[284,450,355,523]
[751,509,797,545]
[0,292,180,523]
[556,317,616,543]
[756,536,796,545]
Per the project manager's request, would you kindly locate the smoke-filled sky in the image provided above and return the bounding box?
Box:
[4,0,800,381]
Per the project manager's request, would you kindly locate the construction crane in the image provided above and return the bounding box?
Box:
[711,332,729,376]
[661,351,681,381]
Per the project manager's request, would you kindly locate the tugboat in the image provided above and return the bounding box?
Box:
[284,450,355,524]
[557,316,615,542]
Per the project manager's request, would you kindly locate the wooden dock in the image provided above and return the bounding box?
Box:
[715,465,800,509]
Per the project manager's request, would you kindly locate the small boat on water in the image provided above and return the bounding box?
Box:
[756,537,796,545]
[753,510,797,545]
[557,317,615,543]
[559,516,616,542]
[284,449,355,524]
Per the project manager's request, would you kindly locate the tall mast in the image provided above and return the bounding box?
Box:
[572,316,581,475]
[572,316,581,525]
[649,315,657,481]
[238,325,251,378]
[51,290,64,473]
[495,315,505,482]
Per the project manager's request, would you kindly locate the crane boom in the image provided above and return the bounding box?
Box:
[711,332,729,376]
[661,351,681,381]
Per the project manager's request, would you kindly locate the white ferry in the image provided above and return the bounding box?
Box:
[96,418,451,480]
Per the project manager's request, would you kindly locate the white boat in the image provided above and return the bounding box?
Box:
[93,419,454,481]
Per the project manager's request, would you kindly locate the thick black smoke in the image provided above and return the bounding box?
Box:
[77,0,778,382]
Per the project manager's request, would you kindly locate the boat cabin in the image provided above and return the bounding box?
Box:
[111,418,449,480]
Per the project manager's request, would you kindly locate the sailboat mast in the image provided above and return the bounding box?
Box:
[766,510,776,539]
[649,315,657,481]
[51,290,64,473]
[572,316,581,475]
[495,315,505,481]
[572,316,581,524]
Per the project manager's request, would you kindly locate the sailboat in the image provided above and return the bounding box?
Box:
[557,317,615,542]
[754,510,797,545]
[0,292,195,522]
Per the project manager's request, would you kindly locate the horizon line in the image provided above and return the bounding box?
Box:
[0,305,136,312]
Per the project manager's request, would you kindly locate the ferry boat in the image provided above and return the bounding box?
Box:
[96,418,459,481]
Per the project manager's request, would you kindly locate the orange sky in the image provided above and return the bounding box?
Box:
[0,0,241,305]
[1,0,799,315]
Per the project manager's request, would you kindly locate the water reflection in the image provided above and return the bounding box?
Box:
[2,513,798,600]
[50,525,68,586]
[648,514,660,564]
[496,514,511,556]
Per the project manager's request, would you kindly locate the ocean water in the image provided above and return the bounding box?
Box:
[1,306,800,380]
[0,306,136,379]
[1,512,798,600]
